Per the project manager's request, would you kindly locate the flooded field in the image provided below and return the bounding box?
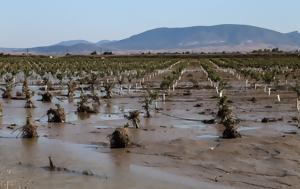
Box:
[0,55,300,189]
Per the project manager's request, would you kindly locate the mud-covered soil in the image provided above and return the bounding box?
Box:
[0,65,299,189]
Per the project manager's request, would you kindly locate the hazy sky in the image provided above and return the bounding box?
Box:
[1,0,299,48]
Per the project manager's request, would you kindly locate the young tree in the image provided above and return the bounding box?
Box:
[21,116,38,138]
[143,88,159,118]
[217,96,241,139]
[103,80,115,99]
[1,76,14,99]
[125,110,141,128]
[47,104,66,123]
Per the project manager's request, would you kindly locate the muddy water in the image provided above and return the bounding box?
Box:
[1,84,297,189]
[0,93,229,189]
[1,138,221,189]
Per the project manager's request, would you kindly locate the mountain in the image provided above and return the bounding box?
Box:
[29,43,102,55]
[1,24,300,55]
[104,24,300,51]
[95,40,114,46]
[55,40,92,46]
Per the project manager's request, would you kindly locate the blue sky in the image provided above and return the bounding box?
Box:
[0,0,299,48]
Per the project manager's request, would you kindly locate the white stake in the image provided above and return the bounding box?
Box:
[268,88,271,96]
[277,94,281,102]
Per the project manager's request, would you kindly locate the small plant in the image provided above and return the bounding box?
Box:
[103,80,115,99]
[262,71,275,85]
[41,91,53,102]
[24,83,35,108]
[143,88,158,118]
[125,110,141,128]
[1,76,14,99]
[22,79,29,96]
[21,116,38,138]
[89,73,98,94]
[217,96,241,139]
[222,116,241,139]
[47,104,66,123]
[67,80,77,97]
[77,91,99,114]
[43,77,53,91]
[217,96,231,122]
[109,128,130,148]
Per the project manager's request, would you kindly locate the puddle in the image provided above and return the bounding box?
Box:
[237,126,261,132]
[94,125,111,129]
[173,124,205,129]
[172,121,205,129]
[196,134,219,140]
[99,114,123,121]
[0,138,226,189]
[131,165,234,189]
[0,129,19,138]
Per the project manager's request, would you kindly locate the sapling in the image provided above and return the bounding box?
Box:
[284,72,289,89]
[262,71,275,94]
[217,96,241,139]
[127,74,133,93]
[21,116,38,138]
[43,77,53,91]
[77,91,99,114]
[41,91,52,102]
[47,104,66,123]
[218,81,227,97]
[124,110,141,128]
[143,88,159,118]
[103,80,115,99]
[67,80,76,97]
[22,78,29,96]
[109,128,130,148]
[118,75,124,94]
[56,72,64,88]
[89,72,98,94]
[1,76,14,99]
[24,86,36,108]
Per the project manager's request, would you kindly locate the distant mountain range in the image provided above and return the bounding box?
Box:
[1,24,300,55]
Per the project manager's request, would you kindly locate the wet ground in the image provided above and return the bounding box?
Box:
[0,67,300,189]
